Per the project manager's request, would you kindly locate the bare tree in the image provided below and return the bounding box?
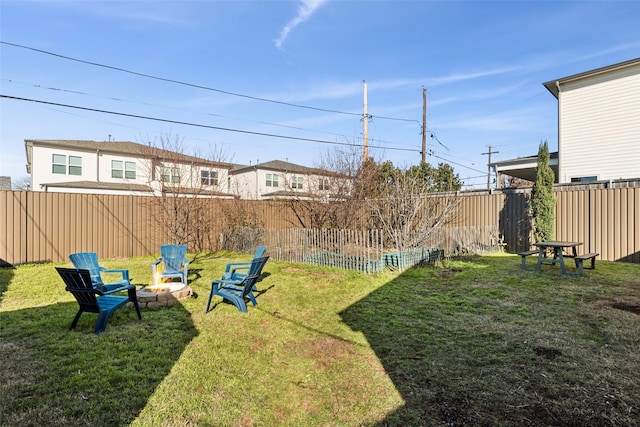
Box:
[218,198,264,252]
[11,176,31,191]
[139,133,233,252]
[366,163,461,252]
[279,145,374,230]
[281,145,462,253]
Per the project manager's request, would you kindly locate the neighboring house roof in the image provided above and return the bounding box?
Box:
[41,180,153,192]
[543,57,640,98]
[491,152,559,183]
[260,189,318,199]
[161,187,238,198]
[0,176,11,190]
[24,139,237,173]
[230,159,341,177]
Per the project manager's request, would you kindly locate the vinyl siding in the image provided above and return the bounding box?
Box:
[31,146,98,190]
[31,144,229,195]
[558,63,640,183]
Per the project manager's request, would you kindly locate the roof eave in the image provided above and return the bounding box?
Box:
[542,57,640,99]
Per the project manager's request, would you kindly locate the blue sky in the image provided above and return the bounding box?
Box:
[1,0,639,189]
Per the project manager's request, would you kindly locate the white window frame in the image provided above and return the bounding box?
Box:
[266,173,279,187]
[201,169,218,186]
[52,154,82,175]
[68,156,82,176]
[52,154,66,174]
[125,161,136,179]
[318,177,330,191]
[111,160,124,178]
[113,160,136,179]
[162,167,180,184]
[291,176,304,189]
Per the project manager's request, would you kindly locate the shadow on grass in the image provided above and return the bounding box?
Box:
[0,265,15,304]
[0,298,198,426]
[339,257,635,426]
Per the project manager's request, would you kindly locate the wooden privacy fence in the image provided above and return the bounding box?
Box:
[1,183,639,266]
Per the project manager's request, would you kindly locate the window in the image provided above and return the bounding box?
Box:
[112,160,136,179]
[291,176,304,189]
[201,170,218,186]
[111,160,123,178]
[52,154,81,175]
[266,173,279,187]
[571,176,597,183]
[162,167,180,184]
[52,154,66,174]
[125,161,136,179]
[318,177,330,191]
[68,156,82,175]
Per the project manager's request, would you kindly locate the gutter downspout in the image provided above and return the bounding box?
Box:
[255,164,259,200]
[96,149,100,182]
[555,81,562,183]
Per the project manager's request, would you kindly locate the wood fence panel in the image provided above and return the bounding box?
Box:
[1,186,639,265]
[2,192,15,264]
[632,188,640,263]
[603,189,615,261]
[616,190,631,259]
[31,192,48,263]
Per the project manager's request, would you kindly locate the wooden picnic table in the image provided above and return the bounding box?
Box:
[534,241,583,275]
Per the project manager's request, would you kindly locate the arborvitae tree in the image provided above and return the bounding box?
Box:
[530,140,555,242]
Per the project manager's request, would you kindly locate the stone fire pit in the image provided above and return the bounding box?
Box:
[135,282,193,309]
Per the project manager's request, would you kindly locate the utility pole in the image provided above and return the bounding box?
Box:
[363,80,369,162]
[481,146,499,189]
[422,86,427,163]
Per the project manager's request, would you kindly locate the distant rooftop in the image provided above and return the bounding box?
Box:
[0,176,11,190]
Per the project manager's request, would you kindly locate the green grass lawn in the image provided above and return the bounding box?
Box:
[1,252,639,426]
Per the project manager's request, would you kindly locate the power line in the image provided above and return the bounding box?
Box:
[429,132,449,151]
[429,150,486,175]
[3,77,424,149]
[1,77,355,140]
[1,94,422,154]
[1,41,420,123]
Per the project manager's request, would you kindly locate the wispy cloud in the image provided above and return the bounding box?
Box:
[360,67,521,93]
[50,1,193,26]
[426,67,523,86]
[275,0,329,49]
[441,106,544,132]
[269,68,522,105]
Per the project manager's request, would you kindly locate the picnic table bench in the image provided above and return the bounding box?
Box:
[574,252,599,276]
[520,242,598,276]
[518,249,538,271]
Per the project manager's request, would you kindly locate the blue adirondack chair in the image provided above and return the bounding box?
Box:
[221,253,269,294]
[221,245,267,281]
[152,244,189,286]
[206,273,261,313]
[69,252,133,295]
[56,267,142,334]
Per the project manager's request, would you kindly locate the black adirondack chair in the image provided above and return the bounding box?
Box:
[56,267,142,334]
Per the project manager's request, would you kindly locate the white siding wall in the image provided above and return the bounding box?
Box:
[99,152,150,185]
[231,169,333,200]
[31,144,229,195]
[31,146,98,190]
[232,169,290,200]
[230,168,260,199]
[558,64,640,183]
